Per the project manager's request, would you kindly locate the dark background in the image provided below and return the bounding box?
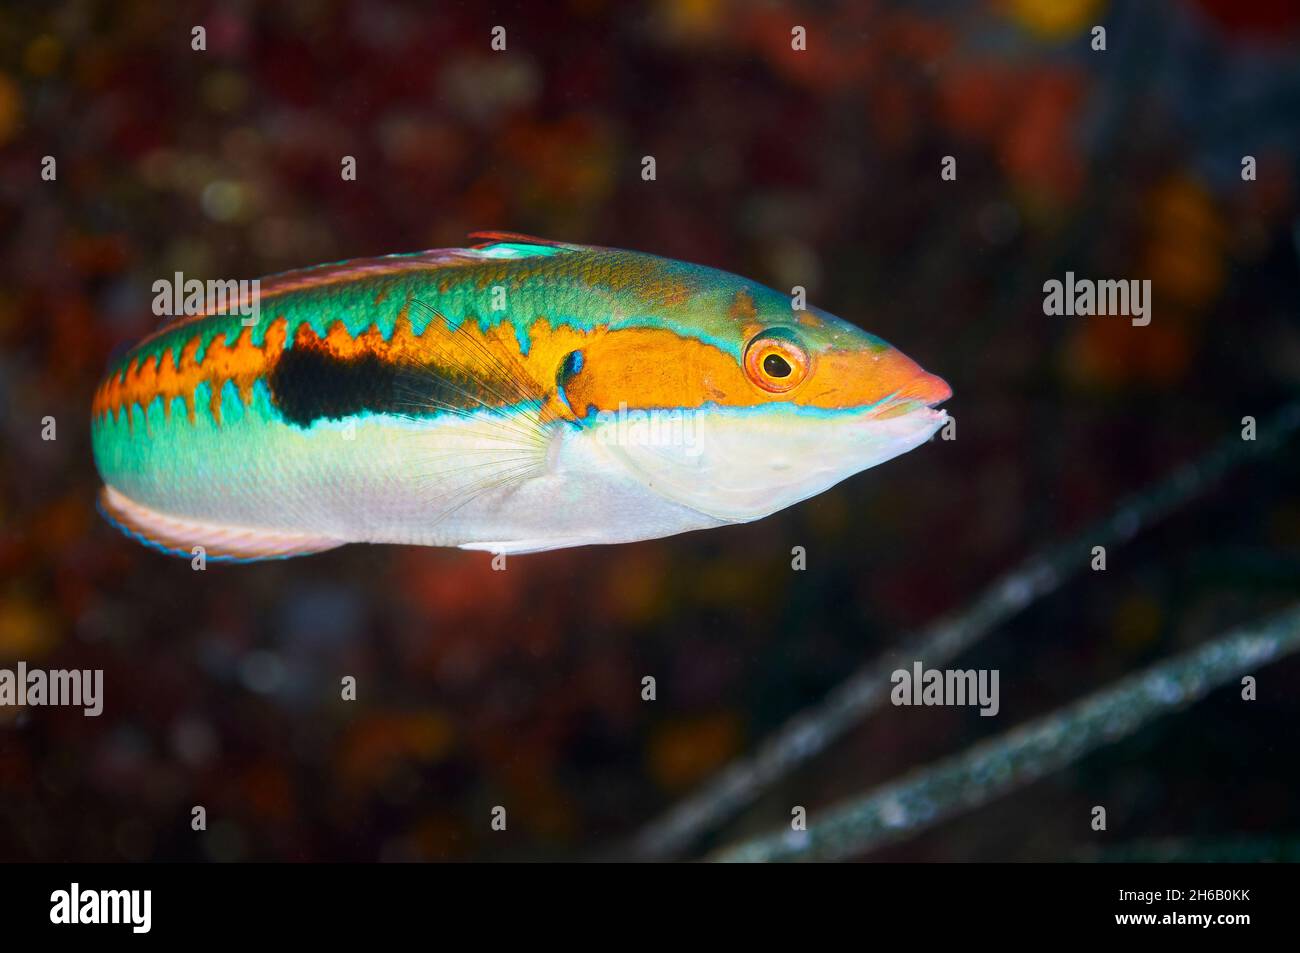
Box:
[2,0,1299,861]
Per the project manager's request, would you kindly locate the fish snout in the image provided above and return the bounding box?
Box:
[897,368,951,408]
[861,345,951,415]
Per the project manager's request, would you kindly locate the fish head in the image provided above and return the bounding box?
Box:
[569,276,951,523]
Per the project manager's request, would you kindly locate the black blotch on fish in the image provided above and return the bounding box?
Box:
[269,345,398,426]
[269,342,514,427]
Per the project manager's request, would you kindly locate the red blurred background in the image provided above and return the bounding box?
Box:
[2,0,1300,860]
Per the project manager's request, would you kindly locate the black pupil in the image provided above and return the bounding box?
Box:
[763,353,792,378]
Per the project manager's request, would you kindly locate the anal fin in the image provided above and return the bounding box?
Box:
[98,485,344,562]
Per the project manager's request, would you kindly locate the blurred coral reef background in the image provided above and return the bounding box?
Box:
[2,0,1299,860]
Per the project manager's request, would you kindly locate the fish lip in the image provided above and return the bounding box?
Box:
[913,372,952,408]
[867,372,951,418]
[865,391,950,421]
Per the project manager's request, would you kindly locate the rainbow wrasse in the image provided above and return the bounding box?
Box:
[91,233,950,561]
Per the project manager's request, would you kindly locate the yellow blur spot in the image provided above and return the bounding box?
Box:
[1113,593,1162,651]
[0,74,21,146]
[202,70,247,113]
[655,0,728,39]
[338,711,455,789]
[1143,175,1226,307]
[25,35,63,76]
[604,551,669,625]
[649,712,742,791]
[1005,0,1106,39]
[0,593,56,659]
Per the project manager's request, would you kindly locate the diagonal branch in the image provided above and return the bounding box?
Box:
[627,402,1300,860]
[711,601,1300,862]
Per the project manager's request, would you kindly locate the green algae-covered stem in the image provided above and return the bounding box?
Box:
[712,601,1300,862]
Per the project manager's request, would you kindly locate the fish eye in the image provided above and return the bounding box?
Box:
[744,333,808,393]
[763,353,791,378]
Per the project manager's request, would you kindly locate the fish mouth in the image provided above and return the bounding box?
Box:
[868,371,952,420]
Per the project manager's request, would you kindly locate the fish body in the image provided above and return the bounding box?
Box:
[91,234,950,560]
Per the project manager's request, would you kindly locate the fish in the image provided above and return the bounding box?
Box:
[90,233,951,561]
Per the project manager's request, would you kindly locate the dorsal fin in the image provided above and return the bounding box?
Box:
[137,237,583,348]
[466,232,586,260]
[136,249,475,347]
[467,231,581,250]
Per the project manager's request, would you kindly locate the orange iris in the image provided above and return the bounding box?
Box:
[743,334,809,393]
